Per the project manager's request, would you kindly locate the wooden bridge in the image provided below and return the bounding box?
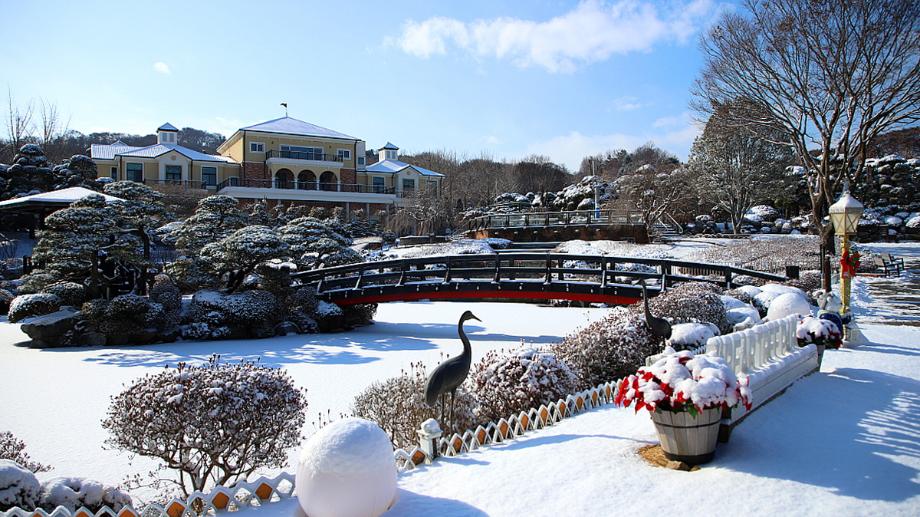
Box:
[466,210,650,243]
[293,253,787,306]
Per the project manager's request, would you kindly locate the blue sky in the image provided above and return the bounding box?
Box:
[1,0,729,169]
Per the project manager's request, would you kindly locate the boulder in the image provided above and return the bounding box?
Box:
[19,308,80,348]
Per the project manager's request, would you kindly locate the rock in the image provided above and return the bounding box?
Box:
[19,308,79,347]
[76,331,106,347]
[274,321,300,336]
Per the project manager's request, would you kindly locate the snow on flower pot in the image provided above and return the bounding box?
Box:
[650,407,722,465]
[615,348,751,467]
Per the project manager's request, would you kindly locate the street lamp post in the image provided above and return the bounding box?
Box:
[828,186,864,318]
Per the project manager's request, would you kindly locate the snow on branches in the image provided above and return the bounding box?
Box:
[103,358,307,497]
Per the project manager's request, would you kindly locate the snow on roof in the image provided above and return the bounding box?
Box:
[0,187,122,209]
[380,142,399,150]
[90,142,142,160]
[158,122,178,132]
[240,116,358,140]
[92,142,236,163]
[364,159,444,177]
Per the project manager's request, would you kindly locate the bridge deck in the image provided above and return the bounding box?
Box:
[293,253,787,306]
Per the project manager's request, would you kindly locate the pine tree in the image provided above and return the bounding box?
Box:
[199,225,289,292]
[277,217,360,269]
[103,181,168,258]
[171,195,248,252]
[31,194,139,293]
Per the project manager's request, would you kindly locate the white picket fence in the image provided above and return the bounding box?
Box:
[694,314,817,425]
[1,472,295,517]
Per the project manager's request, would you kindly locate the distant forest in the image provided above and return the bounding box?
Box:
[0,126,226,164]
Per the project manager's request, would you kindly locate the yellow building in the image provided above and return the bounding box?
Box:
[90,117,444,215]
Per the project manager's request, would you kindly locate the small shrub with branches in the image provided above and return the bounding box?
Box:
[0,431,50,473]
[467,347,578,422]
[352,362,475,449]
[102,357,308,498]
[554,308,658,390]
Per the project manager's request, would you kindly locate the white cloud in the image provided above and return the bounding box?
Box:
[483,135,502,145]
[526,119,703,170]
[153,61,171,75]
[612,96,645,111]
[393,0,715,73]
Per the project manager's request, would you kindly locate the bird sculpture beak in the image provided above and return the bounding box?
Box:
[470,313,481,322]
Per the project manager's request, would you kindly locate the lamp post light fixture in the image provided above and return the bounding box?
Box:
[828,186,864,318]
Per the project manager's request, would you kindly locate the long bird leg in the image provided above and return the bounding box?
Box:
[449,389,456,428]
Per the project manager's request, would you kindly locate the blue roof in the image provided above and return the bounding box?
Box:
[365,159,444,177]
[91,142,236,163]
[380,142,399,150]
[240,116,357,140]
[158,122,178,131]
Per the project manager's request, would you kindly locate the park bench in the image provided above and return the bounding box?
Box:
[884,253,904,274]
[873,254,902,277]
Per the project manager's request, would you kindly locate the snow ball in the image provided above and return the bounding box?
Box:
[296,418,397,517]
[420,418,442,435]
[753,290,779,309]
[667,323,720,350]
[720,295,747,310]
[736,285,762,298]
[760,283,806,298]
[726,306,762,326]
[766,293,813,320]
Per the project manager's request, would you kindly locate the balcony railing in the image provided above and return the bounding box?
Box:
[265,150,345,162]
[136,179,211,190]
[215,177,396,194]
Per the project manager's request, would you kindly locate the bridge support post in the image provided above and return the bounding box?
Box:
[724,268,733,289]
[493,256,501,283]
[443,258,452,284]
[544,257,552,284]
[600,259,608,287]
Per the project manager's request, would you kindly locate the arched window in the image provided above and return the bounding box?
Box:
[297,170,316,190]
[319,171,338,191]
[274,169,293,189]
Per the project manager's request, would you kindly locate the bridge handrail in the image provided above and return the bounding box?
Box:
[292,252,787,289]
[466,209,646,229]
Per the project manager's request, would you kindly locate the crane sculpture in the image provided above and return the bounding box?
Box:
[425,310,480,427]
[641,282,672,346]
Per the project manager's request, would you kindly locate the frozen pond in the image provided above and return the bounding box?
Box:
[0,301,608,494]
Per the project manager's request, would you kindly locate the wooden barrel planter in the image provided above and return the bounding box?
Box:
[650,407,722,465]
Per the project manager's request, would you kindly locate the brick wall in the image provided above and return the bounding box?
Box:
[340,168,357,185]
[243,161,268,181]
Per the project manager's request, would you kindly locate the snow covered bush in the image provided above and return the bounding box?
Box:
[467,347,578,422]
[14,272,58,295]
[0,432,49,473]
[796,316,842,349]
[554,308,657,390]
[667,322,720,351]
[638,282,730,334]
[7,294,61,323]
[81,293,172,345]
[103,358,307,497]
[163,256,218,292]
[38,477,131,513]
[615,348,751,414]
[186,289,280,338]
[0,289,12,316]
[103,181,167,258]
[352,362,475,449]
[0,460,41,511]
[765,292,812,320]
[199,225,289,293]
[44,281,85,307]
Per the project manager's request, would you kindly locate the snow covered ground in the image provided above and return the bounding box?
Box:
[234,248,920,516]
[0,302,606,499]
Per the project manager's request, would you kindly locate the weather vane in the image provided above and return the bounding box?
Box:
[281,102,288,116]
